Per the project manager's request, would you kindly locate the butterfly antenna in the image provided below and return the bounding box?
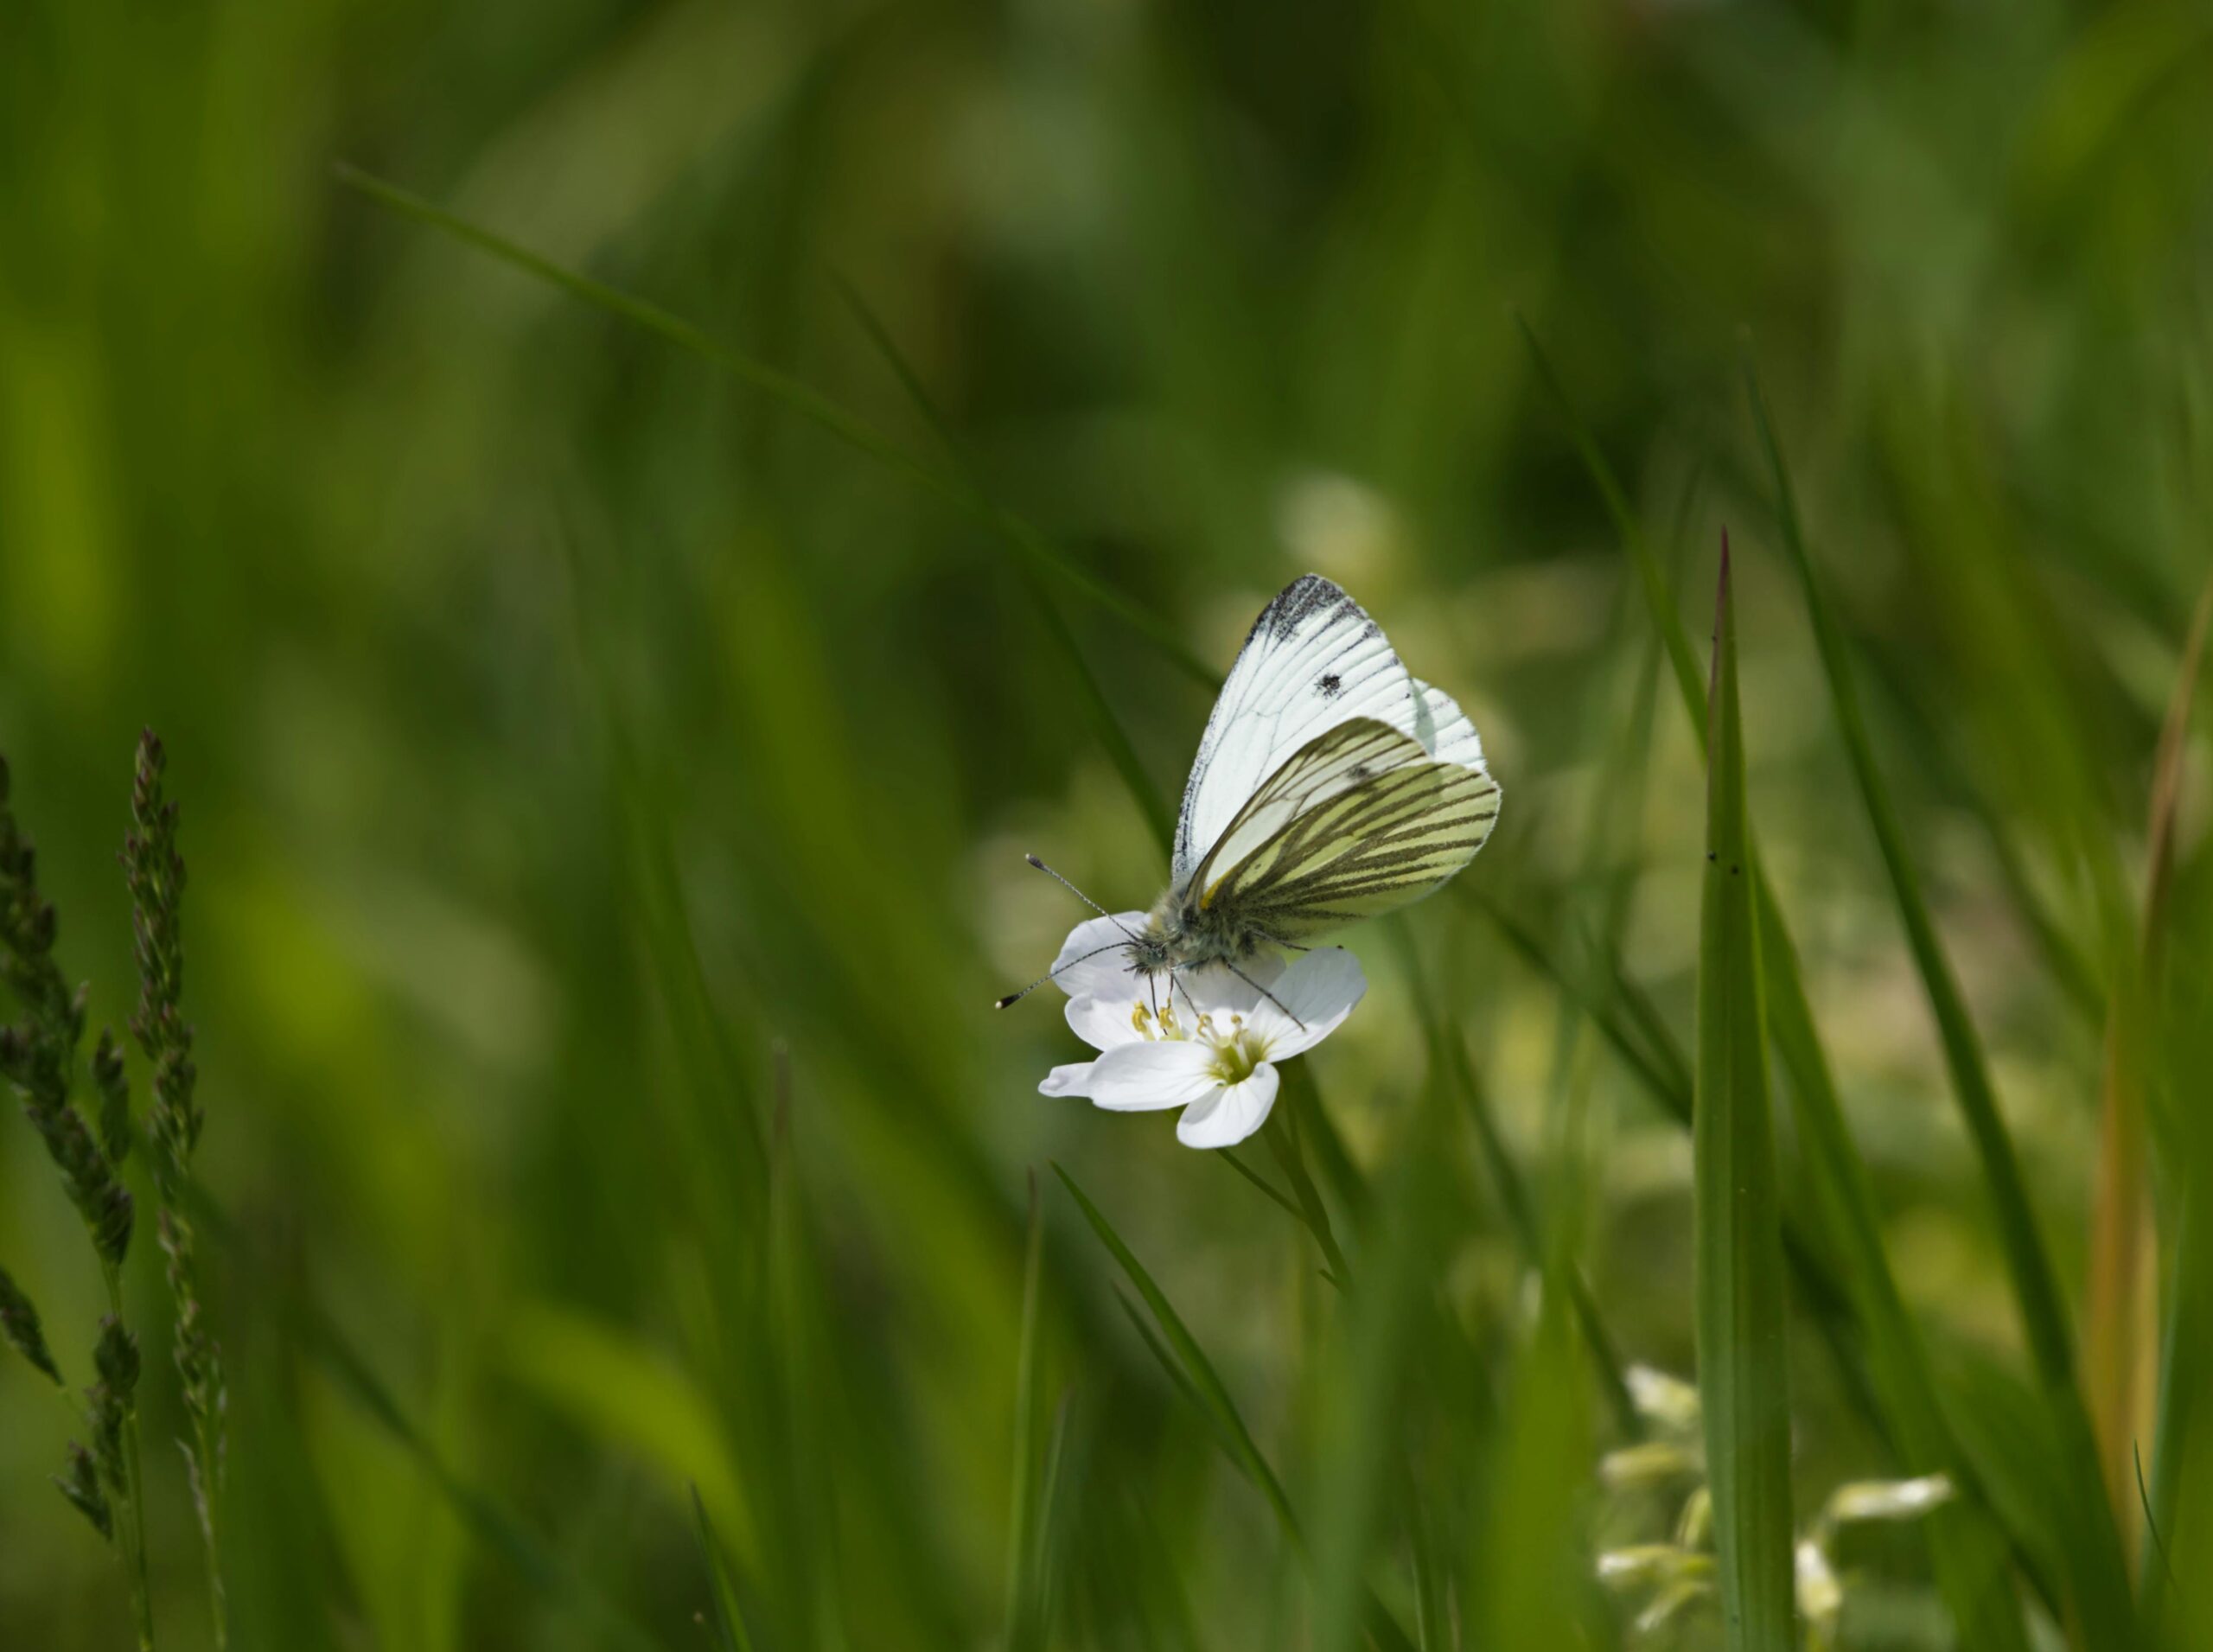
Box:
[993,941,1127,1010]
[1024,854,1142,940]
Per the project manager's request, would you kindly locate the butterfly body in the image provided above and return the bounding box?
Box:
[1145,883,1274,977]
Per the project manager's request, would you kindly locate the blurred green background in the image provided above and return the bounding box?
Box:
[4,0,2213,1646]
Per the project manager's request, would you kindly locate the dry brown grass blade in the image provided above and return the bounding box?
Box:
[2086,566,2213,1542]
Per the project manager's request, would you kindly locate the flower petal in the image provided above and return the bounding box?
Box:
[1039,1062,1097,1098]
[1176,1064,1280,1149]
[1049,914,1151,1001]
[1247,948,1367,1059]
[1085,1041,1220,1112]
[1177,956,1284,1018]
[1065,988,1158,1052]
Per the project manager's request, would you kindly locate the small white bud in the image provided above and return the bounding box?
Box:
[1625,1364,1702,1432]
[1824,1472,1955,1527]
[1795,1538,1842,1636]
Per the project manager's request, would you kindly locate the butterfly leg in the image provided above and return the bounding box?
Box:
[1224,960,1306,1031]
[1170,970,1202,1028]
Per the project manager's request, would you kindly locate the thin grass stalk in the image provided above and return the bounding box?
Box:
[125,731,228,1649]
[1278,1062,1370,1227]
[1396,936,1640,1442]
[1004,1170,1050,1652]
[1742,362,2072,1390]
[1260,1106,1351,1288]
[1463,879,1894,1443]
[1744,360,2138,1645]
[1459,887,1692,1113]
[1305,1076,1453,1652]
[334,163,1219,687]
[2142,1196,2206,1641]
[2086,572,2212,1538]
[1525,326,2058,1645]
[833,284,1178,860]
[1054,1165,1419,1652]
[692,1486,758,1652]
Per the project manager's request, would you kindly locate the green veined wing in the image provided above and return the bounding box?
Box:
[1186,717,1501,941]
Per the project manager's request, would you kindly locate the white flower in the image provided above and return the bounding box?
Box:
[1036,914,1367,1149]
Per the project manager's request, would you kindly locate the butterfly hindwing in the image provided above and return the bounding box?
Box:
[1191,717,1502,941]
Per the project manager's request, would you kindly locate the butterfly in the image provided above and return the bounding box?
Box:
[1002,573,1501,1016]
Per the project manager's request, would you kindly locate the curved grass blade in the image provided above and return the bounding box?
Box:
[1054,1165,1418,1652]
[2088,571,2212,1527]
[1054,1165,1300,1543]
[1528,322,2044,1647]
[1460,886,1873,1410]
[1515,312,1708,724]
[1260,1105,1352,1288]
[834,284,1176,861]
[1217,1147,1311,1228]
[1695,546,1798,1651]
[2143,1197,2207,1638]
[188,1190,671,1650]
[1743,360,2072,1394]
[1279,1062,1370,1228]
[301,1293,669,1652]
[332,163,1218,689]
[1459,886,1692,1118]
[1004,1171,1052,1652]
[692,1485,757,1652]
[1744,360,2137,1645]
[1393,928,1640,1442]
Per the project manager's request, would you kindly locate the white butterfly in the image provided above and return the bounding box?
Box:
[1003,573,1501,1011]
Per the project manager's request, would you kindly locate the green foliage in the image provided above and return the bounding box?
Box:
[1693,552,1796,1649]
[4,4,2213,1647]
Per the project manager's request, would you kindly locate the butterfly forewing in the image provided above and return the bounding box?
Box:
[1174,577,1421,889]
[1191,718,1501,940]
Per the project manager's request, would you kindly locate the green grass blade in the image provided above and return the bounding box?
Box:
[835,285,1177,862]
[189,1190,671,1650]
[1279,1062,1371,1228]
[1459,886,1693,1120]
[1054,1164,1302,1545]
[1743,360,2072,1394]
[1533,323,2042,1647]
[1744,361,2138,1644]
[1757,863,2042,1647]
[333,163,1218,687]
[1465,883,1887,1447]
[1025,1394,1080,1649]
[299,1296,668,1652]
[1695,546,1797,1651]
[2089,572,2211,1520]
[1260,1107,1352,1287]
[1516,312,1708,723]
[1216,1147,1311,1228]
[691,1485,757,1652]
[2142,1194,2205,1636]
[1004,1172,1050,1652]
[1393,930,1640,1442]
[1055,1166,1417,1652]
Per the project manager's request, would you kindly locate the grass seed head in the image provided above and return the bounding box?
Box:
[0,1266,61,1383]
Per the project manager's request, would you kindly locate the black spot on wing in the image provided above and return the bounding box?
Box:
[1316,672,1343,699]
